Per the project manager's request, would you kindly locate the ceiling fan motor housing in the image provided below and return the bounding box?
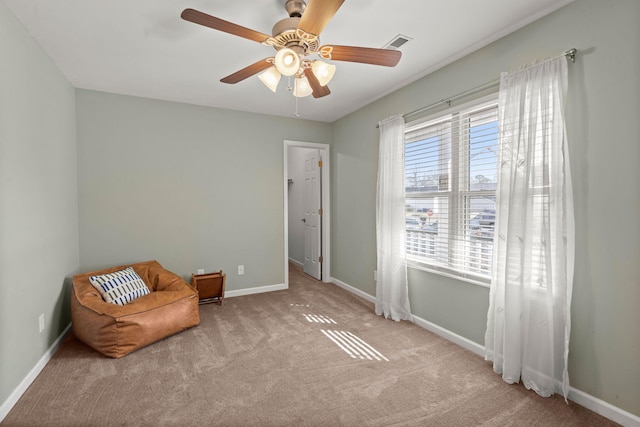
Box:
[272,17,300,38]
[270,0,318,55]
[271,16,318,55]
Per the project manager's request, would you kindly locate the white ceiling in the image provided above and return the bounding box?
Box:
[4,0,572,123]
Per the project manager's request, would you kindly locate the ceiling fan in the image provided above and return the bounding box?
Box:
[181,0,402,99]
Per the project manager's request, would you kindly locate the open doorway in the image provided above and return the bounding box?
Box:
[284,140,331,287]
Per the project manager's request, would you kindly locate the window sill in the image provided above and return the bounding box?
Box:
[405,258,491,288]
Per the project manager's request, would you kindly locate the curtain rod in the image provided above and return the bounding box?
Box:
[377,48,577,128]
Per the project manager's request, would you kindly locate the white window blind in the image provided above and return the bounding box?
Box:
[404,96,499,283]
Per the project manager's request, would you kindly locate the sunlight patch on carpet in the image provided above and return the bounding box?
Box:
[321,330,389,362]
[290,303,310,307]
[303,314,337,324]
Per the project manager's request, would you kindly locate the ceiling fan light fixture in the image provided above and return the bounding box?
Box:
[182,1,403,105]
[293,75,313,97]
[258,66,282,92]
[311,60,336,86]
[274,48,301,77]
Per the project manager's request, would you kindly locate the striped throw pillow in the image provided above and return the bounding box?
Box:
[89,267,151,306]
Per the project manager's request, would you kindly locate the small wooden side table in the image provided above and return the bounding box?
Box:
[191,271,226,305]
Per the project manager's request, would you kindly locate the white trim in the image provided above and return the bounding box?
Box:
[331,275,483,359]
[410,314,485,357]
[329,276,377,305]
[224,283,287,298]
[0,323,72,422]
[0,284,284,422]
[283,140,331,287]
[361,0,575,114]
[568,388,640,427]
[4,275,638,427]
[407,260,490,288]
[288,258,304,268]
[330,274,640,427]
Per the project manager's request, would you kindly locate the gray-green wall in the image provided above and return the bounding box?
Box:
[76,90,332,289]
[331,0,639,417]
[0,1,79,409]
[1,0,638,421]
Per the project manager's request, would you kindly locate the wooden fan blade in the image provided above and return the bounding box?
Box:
[297,0,345,36]
[181,8,270,43]
[304,68,331,98]
[319,45,402,67]
[220,59,273,84]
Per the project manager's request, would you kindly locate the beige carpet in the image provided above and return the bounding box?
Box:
[3,264,616,426]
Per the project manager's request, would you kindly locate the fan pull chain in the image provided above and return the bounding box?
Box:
[286,76,301,117]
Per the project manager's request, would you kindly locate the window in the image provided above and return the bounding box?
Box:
[404,96,498,284]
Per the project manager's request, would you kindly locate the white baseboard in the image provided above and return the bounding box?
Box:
[0,282,286,422]
[568,388,640,427]
[329,275,640,427]
[0,323,72,422]
[4,280,639,427]
[288,258,303,267]
[410,314,485,357]
[329,276,377,305]
[224,283,287,298]
[329,277,483,358]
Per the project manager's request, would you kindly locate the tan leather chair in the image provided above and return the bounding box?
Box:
[71,260,200,358]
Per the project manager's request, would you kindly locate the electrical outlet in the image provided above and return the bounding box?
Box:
[238,265,245,275]
[38,314,44,333]
[374,270,377,281]
[197,269,205,275]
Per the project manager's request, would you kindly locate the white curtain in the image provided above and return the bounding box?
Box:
[376,114,412,321]
[485,55,575,399]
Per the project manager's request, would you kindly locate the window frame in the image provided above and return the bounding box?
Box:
[404,94,499,287]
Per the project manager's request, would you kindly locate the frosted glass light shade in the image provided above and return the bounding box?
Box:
[274,48,301,77]
[293,75,313,97]
[258,67,281,92]
[311,60,336,86]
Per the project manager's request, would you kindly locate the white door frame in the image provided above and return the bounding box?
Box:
[284,140,331,286]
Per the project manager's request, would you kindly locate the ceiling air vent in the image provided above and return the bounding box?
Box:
[383,34,412,50]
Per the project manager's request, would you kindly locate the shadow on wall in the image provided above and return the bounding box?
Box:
[50,276,74,342]
[565,46,601,397]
